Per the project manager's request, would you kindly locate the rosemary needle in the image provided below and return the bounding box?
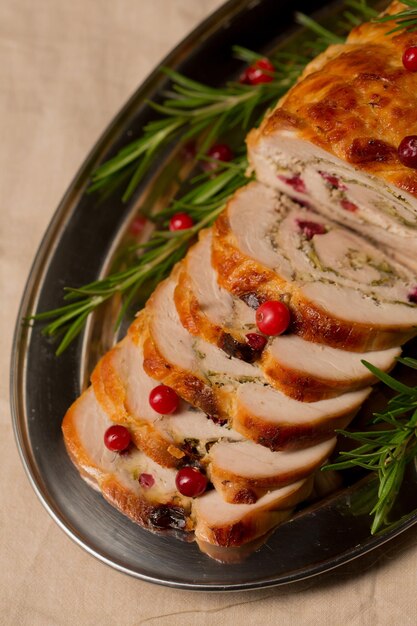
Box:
[32,159,248,354]
[373,0,417,33]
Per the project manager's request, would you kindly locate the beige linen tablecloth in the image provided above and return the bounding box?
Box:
[2,1,417,624]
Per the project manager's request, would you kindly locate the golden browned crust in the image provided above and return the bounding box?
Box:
[195,533,272,562]
[248,2,417,196]
[211,192,417,352]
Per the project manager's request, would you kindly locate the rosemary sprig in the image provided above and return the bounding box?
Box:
[90,65,291,202]
[90,0,378,203]
[325,358,417,534]
[32,0,379,354]
[373,0,417,32]
[33,159,248,354]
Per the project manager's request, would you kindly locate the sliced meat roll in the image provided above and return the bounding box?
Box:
[137,272,371,449]
[247,2,417,270]
[62,386,193,532]
[212,181,417,351]
[176,228,400,400]
[175,229,255,356]
[63,385,312,549]
[91,332,242,468]
[90,329,334,502]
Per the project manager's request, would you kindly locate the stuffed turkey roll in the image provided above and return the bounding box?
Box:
[247,1,417,271]
[212,182,417,351]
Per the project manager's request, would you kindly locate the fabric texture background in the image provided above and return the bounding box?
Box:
[1,1,417,624]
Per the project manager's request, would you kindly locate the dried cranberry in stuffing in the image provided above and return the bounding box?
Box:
[340,199,358,212]
[278,175,306,194]
[207,415,228,427]
[139,473,155,488]
[319,171,347,190]
[408,288,417,304]
[245,333,267,352]
[296,219,326,240]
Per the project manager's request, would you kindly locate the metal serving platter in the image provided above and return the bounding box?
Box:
[10,0,417,591]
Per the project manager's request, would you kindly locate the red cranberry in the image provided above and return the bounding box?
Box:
[255,301,290,336]
[340,199,358,212]
[245,333,267,351]
[278,175,306,194]
[181,140,197,160]
[206,143,233,162]
[139,473,155,488]
[296,219,326,240]
[319,171,347,190]
[129,215,147,236]
[408,288,417,304]
[149,385,180,414]
[175,467,208,497]
[240,58,275,85]
[403,46,417,72]
[169,212,194,231]
[104,425,131,452]
[398,136,417,169]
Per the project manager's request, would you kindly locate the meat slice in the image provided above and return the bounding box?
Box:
[176,229,401,400]
[175,229,255,351]
[235,383,369,450]
[62,386,192,531]
[246,2,417,271]
[137,273,371,449]
[212,182,417,351]
[63,385,313,551]
[208,437,335,503]
[261,334,400,401]
[193,477,313,548]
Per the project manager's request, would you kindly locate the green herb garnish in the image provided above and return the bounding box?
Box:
[374,0,417,33]
[32,1,378,353]
[325,358,417,534]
